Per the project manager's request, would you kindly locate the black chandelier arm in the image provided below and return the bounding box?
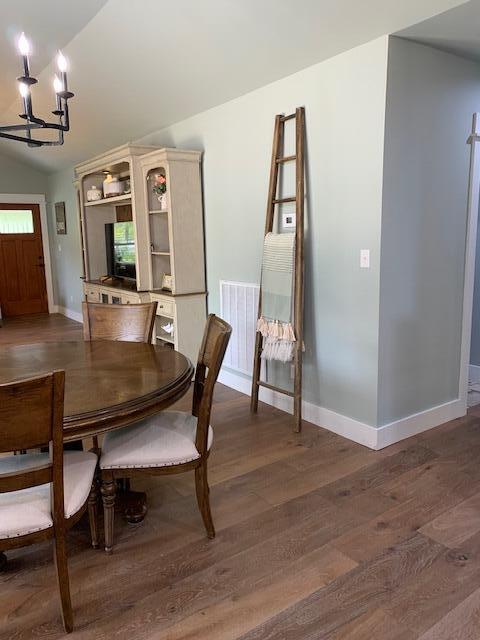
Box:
[19,113,47,127]
[0,96,70,146]
[0,127,65,147]
[0,122,46,132]
[0,130,44,146]
[60,98,71,130]
[0,118,70,134]
[22,91,72,129]
[0,93,72,147]
[0,36,74,148]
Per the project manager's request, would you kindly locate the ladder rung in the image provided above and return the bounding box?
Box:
[276,155,296,164]
[273,197,296,204]
[257,381,295,397]
[280,113,296,123]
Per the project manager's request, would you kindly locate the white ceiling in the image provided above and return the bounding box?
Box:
[397,0,480,62]
[0,0,469,173]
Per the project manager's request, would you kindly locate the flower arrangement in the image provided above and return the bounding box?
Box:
[152,173,166,196]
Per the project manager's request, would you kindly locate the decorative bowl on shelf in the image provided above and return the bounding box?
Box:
[86,185,102,202]
[103,174,123,198]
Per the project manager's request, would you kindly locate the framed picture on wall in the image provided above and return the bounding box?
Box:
[55,201,67,235]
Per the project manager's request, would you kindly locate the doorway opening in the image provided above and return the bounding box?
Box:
[0,203,48,317]
[460,114,480,418]
[468,189,480,414]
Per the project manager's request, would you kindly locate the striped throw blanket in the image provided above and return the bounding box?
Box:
[257,232,296,362]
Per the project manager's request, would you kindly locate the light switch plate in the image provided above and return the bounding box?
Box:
[282,212,296,228]
[360,249,370,268]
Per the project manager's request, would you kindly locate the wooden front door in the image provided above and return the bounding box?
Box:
[0,204,48,316]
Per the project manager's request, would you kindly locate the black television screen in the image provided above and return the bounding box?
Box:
[105,221,136,281]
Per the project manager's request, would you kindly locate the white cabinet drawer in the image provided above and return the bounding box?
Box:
[85,288,100,303]
[121,293,140,305]
[154,299,174,317]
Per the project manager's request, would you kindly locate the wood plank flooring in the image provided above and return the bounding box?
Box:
[1,313,480,638]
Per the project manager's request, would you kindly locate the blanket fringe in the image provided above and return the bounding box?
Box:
[257,317,296,362]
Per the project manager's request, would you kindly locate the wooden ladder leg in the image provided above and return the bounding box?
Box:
[251,114,284,415]
[293,106,305,433]
[250,332,262,413]
[293,344,303,432]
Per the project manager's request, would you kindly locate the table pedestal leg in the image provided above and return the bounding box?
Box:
[116,487,148,524]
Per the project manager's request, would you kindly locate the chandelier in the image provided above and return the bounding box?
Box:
[0,33,74,147]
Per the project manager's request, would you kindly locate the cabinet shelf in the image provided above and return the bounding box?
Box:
[84,193,131,207]
[151,251,170,256]
[149,209,168,214]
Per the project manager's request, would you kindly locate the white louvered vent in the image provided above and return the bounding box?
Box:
[220,280,260,375]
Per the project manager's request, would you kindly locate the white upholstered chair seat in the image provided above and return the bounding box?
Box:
[0,451,97,540]
[100,411,213,470]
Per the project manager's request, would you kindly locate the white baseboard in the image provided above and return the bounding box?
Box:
[218,368,466,450]
[375,398,464,449]
[52,305,83,324]
[469,364,480,383]
[218,368,378,448]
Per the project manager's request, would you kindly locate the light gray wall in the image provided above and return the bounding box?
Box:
[378,37,480,425]
[0,151,48,194]
[470,210,480,366]
[46,169,84,313]
[138,36,389,427]
[7,33,477,433]
[45,36,389,426]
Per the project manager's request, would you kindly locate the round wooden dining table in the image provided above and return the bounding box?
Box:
[0,340,194,442]
[0,340,194,570]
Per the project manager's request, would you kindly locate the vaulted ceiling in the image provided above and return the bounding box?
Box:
[397,0,480,62]
[0,0,470,173]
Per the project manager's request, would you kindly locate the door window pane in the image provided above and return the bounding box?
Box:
[0,210,34,234]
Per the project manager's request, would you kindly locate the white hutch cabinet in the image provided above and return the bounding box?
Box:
[75,144,207,364]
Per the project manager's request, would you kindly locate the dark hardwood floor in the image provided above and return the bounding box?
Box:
[1,313,480,639]
[0,312,82,345]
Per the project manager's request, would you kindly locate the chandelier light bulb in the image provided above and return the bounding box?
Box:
[18,32,30,56]
[18,82,29,98]
[56,51,67,72]
[53,75,63,94]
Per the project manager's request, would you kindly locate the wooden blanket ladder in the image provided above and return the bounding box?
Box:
[250,106,305,432]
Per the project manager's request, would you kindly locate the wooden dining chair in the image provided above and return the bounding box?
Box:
[82,300,158,452]
[82,301,157,343]
[0,371,98,633]
[99,314,232,553]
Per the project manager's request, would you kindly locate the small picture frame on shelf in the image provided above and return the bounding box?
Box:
[120,177,131,194]
[55,202,67,234]
[162,273,173,291]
